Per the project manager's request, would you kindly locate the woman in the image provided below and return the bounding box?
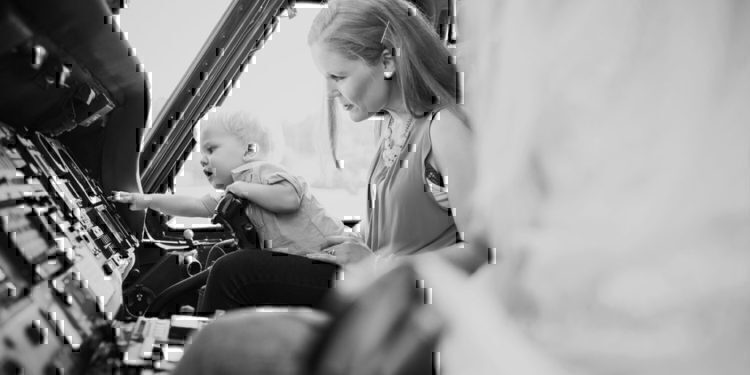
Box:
[197,0,481,313]
[306,0,477,265]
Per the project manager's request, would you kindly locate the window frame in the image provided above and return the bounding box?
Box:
[140,0,299,240]
[138,0,454,240]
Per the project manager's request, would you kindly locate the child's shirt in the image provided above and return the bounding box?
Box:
[199,161,346,254]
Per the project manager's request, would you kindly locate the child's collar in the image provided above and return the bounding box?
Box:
[231,160,264,178]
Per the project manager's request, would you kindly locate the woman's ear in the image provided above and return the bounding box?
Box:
[243,143,259,161]
[381,48,396,79]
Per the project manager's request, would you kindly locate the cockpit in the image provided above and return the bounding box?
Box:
[0,0,456,373]
[2,0,749,374]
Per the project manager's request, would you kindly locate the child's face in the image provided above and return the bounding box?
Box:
[199,124,247,189]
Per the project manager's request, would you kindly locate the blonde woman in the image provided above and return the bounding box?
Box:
[197,0,483,313]
[305,0,479,269]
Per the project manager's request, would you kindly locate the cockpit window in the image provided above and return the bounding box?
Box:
[164,7,376,229]
[118,0,234,134]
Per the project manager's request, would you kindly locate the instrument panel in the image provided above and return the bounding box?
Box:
[0,122,138,373]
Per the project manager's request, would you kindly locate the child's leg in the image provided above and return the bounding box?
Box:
[198,250,340,313]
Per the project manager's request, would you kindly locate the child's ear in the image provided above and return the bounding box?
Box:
[243,143,259,161]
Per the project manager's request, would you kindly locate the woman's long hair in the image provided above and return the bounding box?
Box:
[309,0,467,163]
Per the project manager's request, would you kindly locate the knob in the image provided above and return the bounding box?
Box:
[183,229,196,250]
[31,45,48,70]
[179,305,195,315]
[183,229,194,242]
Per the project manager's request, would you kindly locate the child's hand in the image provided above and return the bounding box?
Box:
[108,191,151,210]
[225,181,252,199]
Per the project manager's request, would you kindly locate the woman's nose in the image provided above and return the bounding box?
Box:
[326,80,340,98]
[200,154,208,166]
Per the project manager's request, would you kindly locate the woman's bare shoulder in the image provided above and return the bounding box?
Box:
[429,109,472,154]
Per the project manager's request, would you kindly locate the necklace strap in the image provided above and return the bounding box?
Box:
[382,115,415,168]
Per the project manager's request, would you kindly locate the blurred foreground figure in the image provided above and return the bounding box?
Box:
[426,0,750,374]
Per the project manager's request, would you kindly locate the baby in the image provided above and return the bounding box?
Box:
[112,112,347,255]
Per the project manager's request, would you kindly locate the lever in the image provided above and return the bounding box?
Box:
[182,254,202,277]
[181,229,202,276]
[183,229,195,250]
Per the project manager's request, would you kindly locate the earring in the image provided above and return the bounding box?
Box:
[384,71,394,80]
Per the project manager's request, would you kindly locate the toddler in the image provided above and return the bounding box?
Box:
[113,112,347,255]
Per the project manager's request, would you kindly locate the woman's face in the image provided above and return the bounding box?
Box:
[310,42,390,122]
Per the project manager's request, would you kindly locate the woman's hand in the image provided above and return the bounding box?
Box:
[309,236,405,300]
[334,253,405,301]
[307,235,372,266]
[109,191,150,210]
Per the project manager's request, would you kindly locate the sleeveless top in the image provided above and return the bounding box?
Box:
[365,113,458,256]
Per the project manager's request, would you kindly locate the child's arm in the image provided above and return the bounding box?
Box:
[226,181,301,214]
[110,191,214,218]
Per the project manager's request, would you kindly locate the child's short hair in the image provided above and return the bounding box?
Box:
[200,112,273,158]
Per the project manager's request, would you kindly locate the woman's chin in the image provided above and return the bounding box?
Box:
[347,110,370,122]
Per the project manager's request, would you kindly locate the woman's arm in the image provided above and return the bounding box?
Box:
[226,181,301,214]
[428,109,484,273]
[429,242,487,274]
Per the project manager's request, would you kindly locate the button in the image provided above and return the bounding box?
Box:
[0,281,18,299]
[102,263,113,275]
[25,320,47,345]
[52,286,73,306]
[91,226,104,237]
